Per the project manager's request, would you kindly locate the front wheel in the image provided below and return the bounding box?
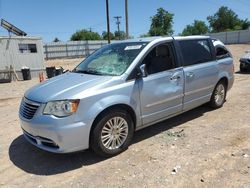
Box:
[209,81,227,108]
[90,109,134,157]
[240,64,247,72]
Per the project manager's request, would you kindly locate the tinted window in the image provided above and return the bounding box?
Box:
[215,46,230,59]
[179,39,213,66]
[142,43,175,75]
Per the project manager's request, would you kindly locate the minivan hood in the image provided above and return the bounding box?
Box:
[25,72,113,103]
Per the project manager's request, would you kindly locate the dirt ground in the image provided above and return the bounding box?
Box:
[45,58,82,71]
[0,45,249,188]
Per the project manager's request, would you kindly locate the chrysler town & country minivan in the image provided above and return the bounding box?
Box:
[19,36,234,157]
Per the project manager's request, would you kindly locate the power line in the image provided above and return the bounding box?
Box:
[89,21,106,29]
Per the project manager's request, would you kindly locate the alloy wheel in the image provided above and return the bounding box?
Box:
[101,117,129,150]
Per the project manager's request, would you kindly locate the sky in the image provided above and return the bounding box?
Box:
[0,0,249,42]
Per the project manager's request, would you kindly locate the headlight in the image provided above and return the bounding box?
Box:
[43,99,80,117]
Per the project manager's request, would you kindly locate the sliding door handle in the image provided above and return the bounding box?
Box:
[186,72,194,78]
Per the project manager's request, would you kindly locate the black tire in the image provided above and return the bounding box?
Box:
[240,64,247,72]
[90,109,134,157]
[209,81,227,108]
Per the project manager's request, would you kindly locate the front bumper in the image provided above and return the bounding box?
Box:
[240,59,250,70]
[20,115,91,153]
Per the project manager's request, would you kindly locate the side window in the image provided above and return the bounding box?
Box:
[142,43,175,75]
[215,46,230,59]
[179,39,213,66]
[19,44,37,53]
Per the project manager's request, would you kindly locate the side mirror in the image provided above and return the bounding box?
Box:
[139,64,147,77]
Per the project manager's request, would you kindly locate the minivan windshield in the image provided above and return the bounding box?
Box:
[74,42,148,76]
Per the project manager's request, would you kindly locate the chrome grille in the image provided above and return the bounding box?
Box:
[20,98,40,120]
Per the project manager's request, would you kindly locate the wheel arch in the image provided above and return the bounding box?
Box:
[210,76,229,102]
[89,103,137,143]
[209,76,228,108]
[217,76,228,90]
[217,70,230,89]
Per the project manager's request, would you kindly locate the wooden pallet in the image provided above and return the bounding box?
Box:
[0,66,20,83]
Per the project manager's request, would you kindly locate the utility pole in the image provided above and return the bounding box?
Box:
[106,0,111,43]
[114,16,122,40]
[125,0,129,39]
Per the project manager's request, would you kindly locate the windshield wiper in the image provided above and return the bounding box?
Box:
[74,68,103,75]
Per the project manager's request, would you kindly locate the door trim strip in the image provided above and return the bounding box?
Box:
[146,94,184,108]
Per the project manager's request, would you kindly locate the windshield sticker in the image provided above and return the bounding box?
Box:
[124,45,142,50]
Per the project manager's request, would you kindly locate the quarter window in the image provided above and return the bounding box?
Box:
[19,44,37,53]
[215,46,230,59]
[179,40,213,66]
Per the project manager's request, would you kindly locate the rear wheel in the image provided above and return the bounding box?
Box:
[209,81,227,108]
[90,109,134,157]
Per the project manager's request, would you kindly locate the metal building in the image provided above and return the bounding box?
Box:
[0,36,45,80]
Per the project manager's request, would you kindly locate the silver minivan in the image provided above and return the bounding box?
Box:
[19,36,234,157]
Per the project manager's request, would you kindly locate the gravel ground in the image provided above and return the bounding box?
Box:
[0,45,249,188]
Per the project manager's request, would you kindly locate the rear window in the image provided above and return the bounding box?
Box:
[179,39,213,66]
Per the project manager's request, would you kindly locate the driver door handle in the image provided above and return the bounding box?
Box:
[170,75,181,81]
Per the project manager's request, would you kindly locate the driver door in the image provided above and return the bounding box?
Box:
[139,42,184,125]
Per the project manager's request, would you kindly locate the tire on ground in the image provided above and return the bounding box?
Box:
[209,80,227,108]
[90,108,134,157]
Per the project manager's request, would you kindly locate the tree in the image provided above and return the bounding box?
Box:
[70,29,101,41]
[102,31,115,40]
[241,19,250,30]
[207,6,250,32]
[114,31,126,40]
[140,33,150,38]
[149,8,174,36]
[181,20,209,36]
[53,37,60,42]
